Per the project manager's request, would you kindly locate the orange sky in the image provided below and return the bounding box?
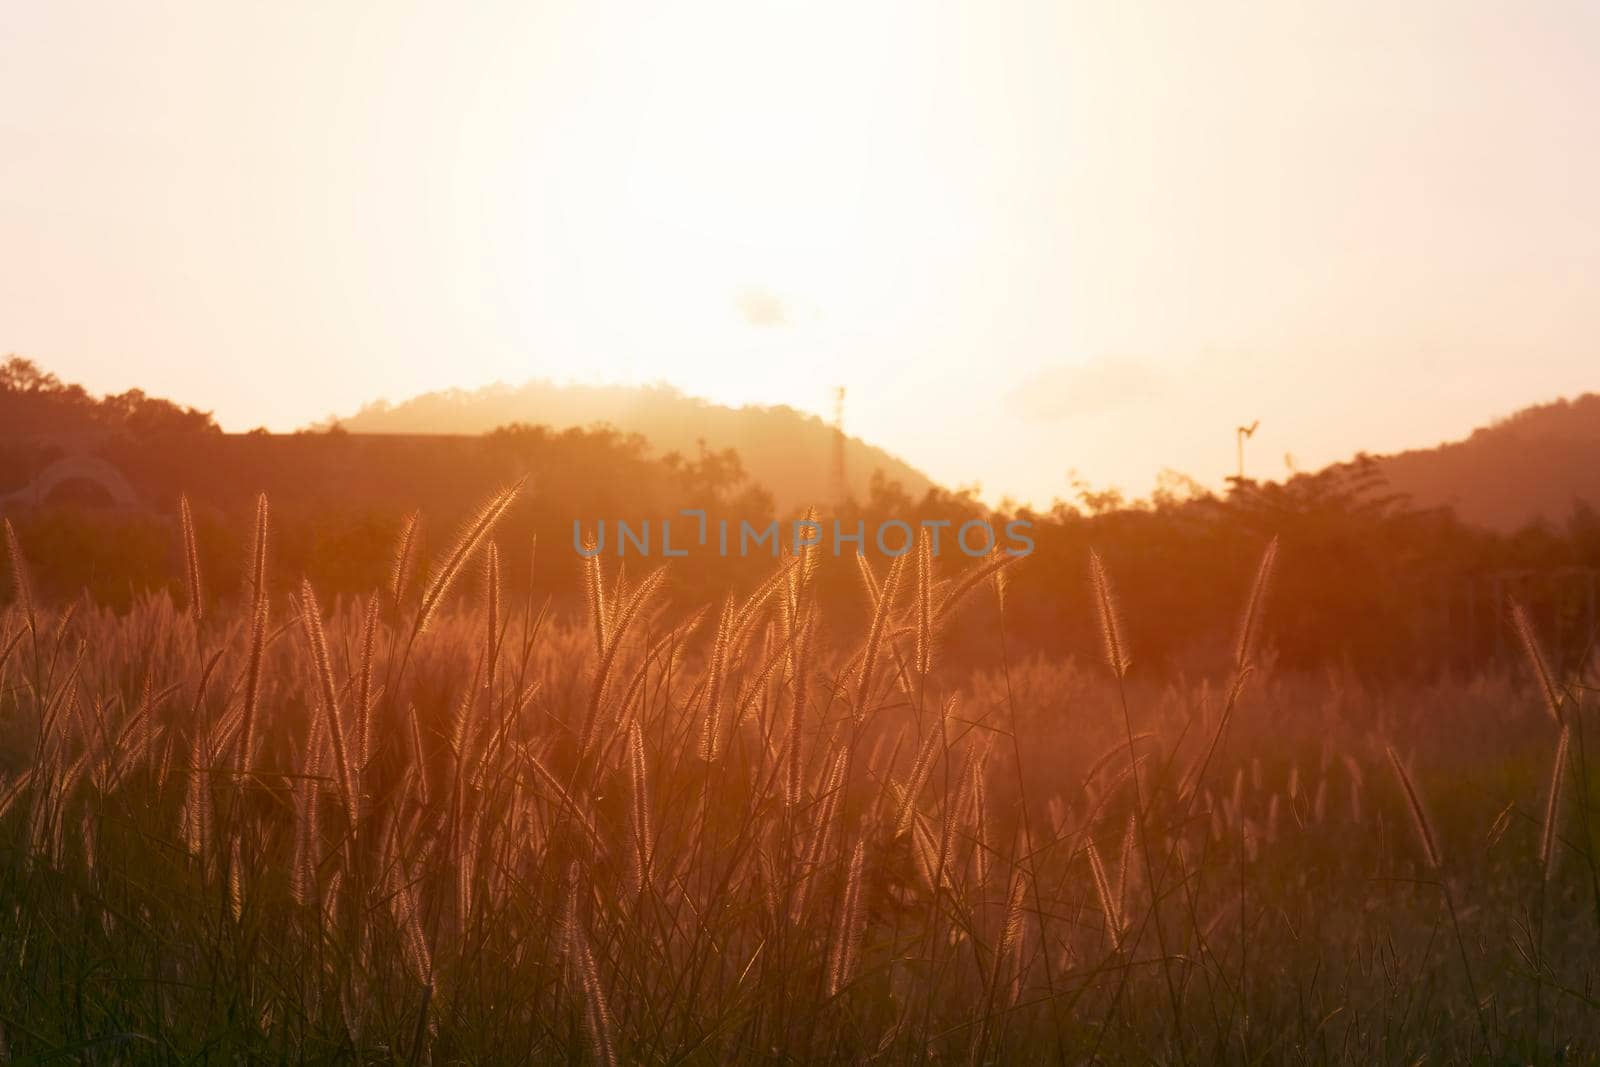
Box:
[3,1,1598,506]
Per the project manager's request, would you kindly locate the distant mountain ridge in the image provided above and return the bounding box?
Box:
[1371,392,1600,531]
[327,380,935,511]
[5,355,1594,531]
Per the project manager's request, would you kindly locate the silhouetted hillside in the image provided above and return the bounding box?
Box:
[1371,393,1600,531]
[0,356,218,442]
[326,381,934,511]
[5,359,1600,676]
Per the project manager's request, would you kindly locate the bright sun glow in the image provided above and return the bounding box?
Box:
[3,1,1598,504]
[480,3,935,410]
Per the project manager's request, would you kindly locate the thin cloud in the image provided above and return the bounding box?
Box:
[735,287,789,328]
[1007,356,1164,421]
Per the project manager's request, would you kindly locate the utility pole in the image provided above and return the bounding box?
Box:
[830,386,848,502]
[1236,420,1260,481]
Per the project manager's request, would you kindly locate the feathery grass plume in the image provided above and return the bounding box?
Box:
[732,547,794,624]
[415,480,524,636]
[516,743,602,850]
[1115,812,1137,915]
[0,768,33,822]
[483,541,501,683]
[914,527,932,677]
[178,494,203,625]
[321,867,343,935]
[1385,745,1441,869]
[3,519,35,640]
[964,743,992,887]
[1509,598,1563,723]
[390,509,420,605]
[407,703,430,807]
[48,604,80,688]
[184,650,224,877]
[1085,838,1123,949]
[80,807,96,875]
[1088,549,1130,678]
[792,747,849,922]
[290,714,327,908]
[855,551,906,720]
[611,559,629,622]
[1342,753,1365,823]
[1540,725,1570,881]
[456,801,482,934]
[785,611,815,809]
[997,866,1029,1007]
[896,696,951,837]
[354,594,379,773]
[853,551,882,611]
[228,831,244,922]
[585,565,668,753]
[564,866,619,1067]
[583,533,608,659]
[730,624,800,729]
[393,866,433,986]
[1234,535,1278,670]
[180,759,204,861]
[798,504,821,587]
[0,626,22,682]
[236,494,270,773]
[827,838,868,998]
[300,580,358,828]
[627,718,652,894]
[934,550,1018,623]
[698,595,735,761]
[901,797,946,891]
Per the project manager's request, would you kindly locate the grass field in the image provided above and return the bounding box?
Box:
[1,486,1597,1063]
